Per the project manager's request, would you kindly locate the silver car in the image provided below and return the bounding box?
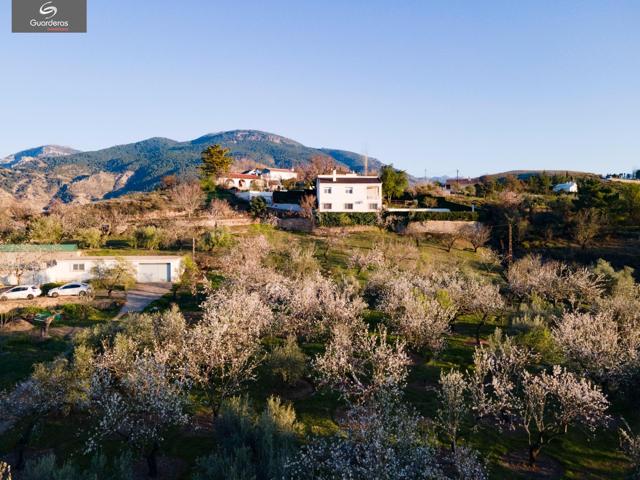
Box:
[0,285,42,301]
[47,282,93,298]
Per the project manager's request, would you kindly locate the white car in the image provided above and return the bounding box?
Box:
[0,285,42,301]
[47,282,93,298]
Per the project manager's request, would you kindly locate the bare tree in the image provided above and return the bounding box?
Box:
[460,224,492,252]
[171,181,205,218]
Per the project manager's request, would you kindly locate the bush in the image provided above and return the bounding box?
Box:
[199,227,234,250]
[132,226,162,250]
[193,395,300,480]
[76,227,104,249]
[249,196,268,218]
[267,337,307,385]
[61,303,96,322]
[316,212,379,227]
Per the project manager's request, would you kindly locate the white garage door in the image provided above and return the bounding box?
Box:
[137,263,171,283]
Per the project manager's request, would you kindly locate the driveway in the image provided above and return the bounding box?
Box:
[116,283,172,318]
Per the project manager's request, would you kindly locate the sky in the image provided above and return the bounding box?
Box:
[1,0,639,178]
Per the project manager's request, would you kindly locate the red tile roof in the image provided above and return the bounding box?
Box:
[227,173,260,179]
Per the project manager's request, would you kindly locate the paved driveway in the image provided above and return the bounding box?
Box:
[116,283,172,318]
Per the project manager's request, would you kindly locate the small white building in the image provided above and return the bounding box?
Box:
[315,172,382,213]
[261,168,297,182]
[0,245,183,285]
[553,181,578,193]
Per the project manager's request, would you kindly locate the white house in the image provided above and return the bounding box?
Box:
[0,245,183,285]
[217,173,263,191]
[315,172,382,213]
[553,181,578,193]
[261,168,297,182]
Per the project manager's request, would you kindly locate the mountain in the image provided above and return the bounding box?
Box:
[0,130,384,209]
[0,145,79,168]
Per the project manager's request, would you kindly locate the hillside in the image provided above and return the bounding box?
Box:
[0,130,383,209]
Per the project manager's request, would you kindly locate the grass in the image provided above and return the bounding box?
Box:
[0,228,636,479]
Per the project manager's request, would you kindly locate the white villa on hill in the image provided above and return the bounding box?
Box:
[553,181,578,193]
[315,172,382,213]
[0,245,183,286]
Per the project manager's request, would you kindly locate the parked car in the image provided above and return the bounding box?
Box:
[47,282,93,298]
[0,285,42,301]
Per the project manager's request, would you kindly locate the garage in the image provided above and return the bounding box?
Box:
[137,263,171,283]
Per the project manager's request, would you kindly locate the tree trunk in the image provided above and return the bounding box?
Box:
[146,442,159,478]
[108,288,113,298]
[475,314,488,346]
[15,422,35,470]
[528,444,541,466]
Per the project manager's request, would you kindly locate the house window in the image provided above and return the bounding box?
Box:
[369,203,379,210]
[366,186,379,199]
[344,203,354,210]
[345,186,354,194]
[322,203,332,210]
[323,187,332,194]
[72,263,85,272]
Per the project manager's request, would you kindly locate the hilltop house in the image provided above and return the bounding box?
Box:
[0,244,183,286]
[316,171,382,213]
[553,181,578,193]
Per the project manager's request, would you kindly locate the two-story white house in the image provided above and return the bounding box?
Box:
[315,172,382,213]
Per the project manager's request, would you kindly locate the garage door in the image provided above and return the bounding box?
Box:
[137,263,171,283]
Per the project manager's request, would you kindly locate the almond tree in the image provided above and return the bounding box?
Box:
[87,345,188,478]
[170,181,205,218]
[437,370,469,453]
[461,223,492,252]
[288,394,486,480]
[520,366,609,465]
[372,271,454,354]
[183,288,272,418]
[455,277,505,345]
[314,322,409,404]
[466,332,609,466]
[553,310,640,388]
[348,246,385,274]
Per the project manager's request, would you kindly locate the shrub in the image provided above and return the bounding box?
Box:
[267,337,308,386]
[76,227,104,249]
[249,197,268,218]
[316,212,379,227]
[132,226,162,250]
[199,227,234,250]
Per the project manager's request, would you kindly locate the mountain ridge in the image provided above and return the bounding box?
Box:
[0,130,385,209]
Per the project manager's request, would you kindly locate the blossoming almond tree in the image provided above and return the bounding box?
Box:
[553,311,640,388]
[465,332,609,466]
[184,288,272,418]
[88,348,189,478]
[314,321,409,404]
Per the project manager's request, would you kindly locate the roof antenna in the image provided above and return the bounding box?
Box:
[363,150,369,176]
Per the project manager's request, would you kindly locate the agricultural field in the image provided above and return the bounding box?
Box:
[1,226,638,479]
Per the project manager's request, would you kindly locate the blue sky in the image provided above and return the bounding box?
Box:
[1,0,639,177]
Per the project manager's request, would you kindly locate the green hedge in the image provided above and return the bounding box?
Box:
[316,212,379,227]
